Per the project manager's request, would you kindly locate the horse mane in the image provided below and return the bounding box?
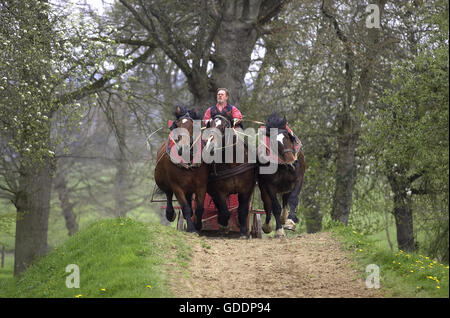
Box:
[173,105,202,120]
[188,108,202,120]
[266,111,287,130]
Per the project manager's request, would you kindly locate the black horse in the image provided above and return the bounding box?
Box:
[204,111,257,238]
[257,112,305,237]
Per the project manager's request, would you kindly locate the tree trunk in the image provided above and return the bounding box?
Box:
[114,104,130,218]
[54,171,78,236]
[304,196,322,233]
[114,157,129,218]
[13,157,54,276]
[209,5,259,107]
[331,113,358,225]
[323,0,388,226]
[387,170,416,252]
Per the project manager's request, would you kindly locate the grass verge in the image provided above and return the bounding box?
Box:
[0,217,193,298]
[330,224,449,297]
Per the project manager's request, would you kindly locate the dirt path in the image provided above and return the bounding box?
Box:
[170,232,384,298]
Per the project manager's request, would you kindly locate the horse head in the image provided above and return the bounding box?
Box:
[172,105,201,156]
[266,112,297,165]
[204,112,233,155]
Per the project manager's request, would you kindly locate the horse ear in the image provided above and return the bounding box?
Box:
[175,105,182,117]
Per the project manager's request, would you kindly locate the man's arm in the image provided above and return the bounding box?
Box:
[231,106,243,125]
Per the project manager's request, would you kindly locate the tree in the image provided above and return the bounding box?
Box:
[0,0,153,275]
[320,0,401,225]
[364,1,449,253]
[115,0,287,108]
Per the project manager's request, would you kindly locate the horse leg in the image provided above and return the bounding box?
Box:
[237,192,251,239]
[282,192,296,231]
[212,193,230,232]
[165,191,176,222]
[270,192,285,238]
[173,189,197,233]
[194,190,206,232]
[287,178,302,224]
[259,186,273,234]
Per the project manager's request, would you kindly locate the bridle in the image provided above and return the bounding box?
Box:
[210,114,232,130]
[167,113,202,169]
[278,129,296,156]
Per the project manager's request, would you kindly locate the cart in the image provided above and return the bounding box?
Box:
[151,186,264,238]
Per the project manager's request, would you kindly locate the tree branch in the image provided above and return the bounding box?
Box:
[57,46,154,105]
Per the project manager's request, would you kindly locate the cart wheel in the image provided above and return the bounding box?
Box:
[252,213,262,239]
[177,210,185,231]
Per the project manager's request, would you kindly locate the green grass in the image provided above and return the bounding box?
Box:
[330,223,449,298]
[0,217,193,298]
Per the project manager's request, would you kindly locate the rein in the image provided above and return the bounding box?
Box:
[165,115,202,169]
[260,128,299,165]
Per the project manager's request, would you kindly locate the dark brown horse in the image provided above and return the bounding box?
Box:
[204,112,257,238]
[154,106,208,233]
[257,112,306,238]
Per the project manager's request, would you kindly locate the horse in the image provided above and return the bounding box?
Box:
[257,112,306,238]
[154,105,208,233]
[204,111,257,238]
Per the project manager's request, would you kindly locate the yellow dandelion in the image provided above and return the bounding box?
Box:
[75,294,82,298]
[437,286,440,289]
[146,285,152,288]
[410,270,414,273]
[100,288,106,292]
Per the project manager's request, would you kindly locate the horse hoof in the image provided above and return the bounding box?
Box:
[218,224,230,234]
[166,211,176,222]
[283,219,296,231]
[186,229,199,236]
[290,215,300,224]
[262,223,272,234]
[275,228,286,238]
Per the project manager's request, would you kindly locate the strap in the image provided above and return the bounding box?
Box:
[208,163,256,182]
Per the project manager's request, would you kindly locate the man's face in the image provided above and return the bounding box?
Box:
[217,90,228,104]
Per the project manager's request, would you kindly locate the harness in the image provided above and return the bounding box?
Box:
[207,113,255,181]
[166,113,202,169]
[209,104,233,118]
[260,127,303,165]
